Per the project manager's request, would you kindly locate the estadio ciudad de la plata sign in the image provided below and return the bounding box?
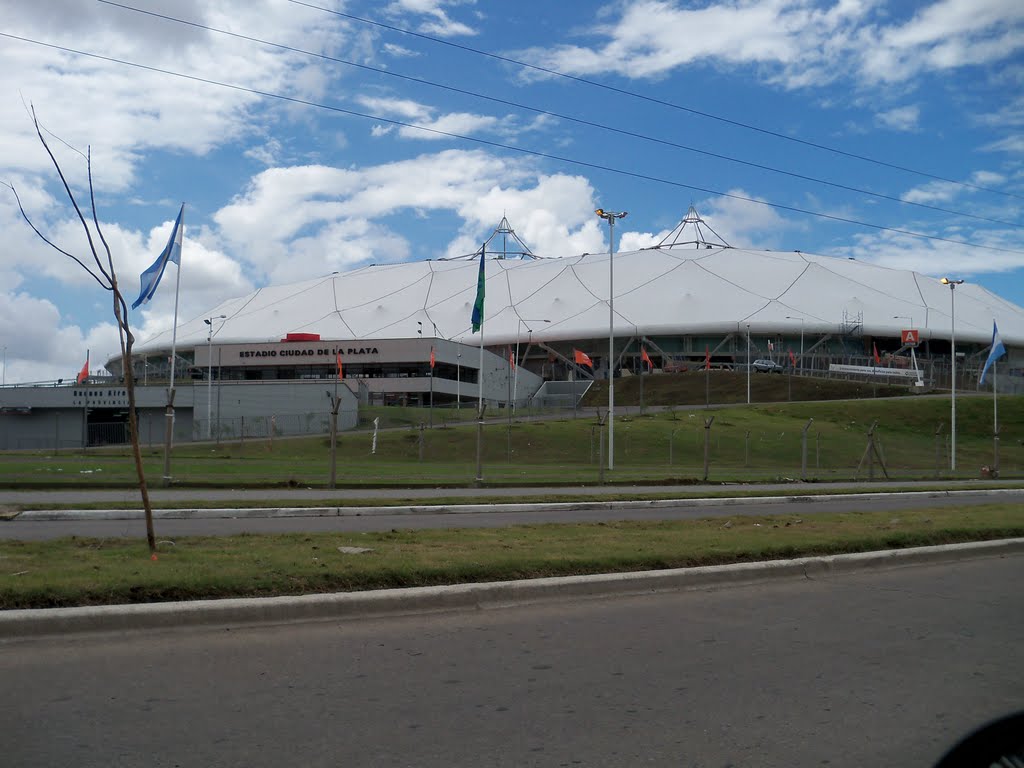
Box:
[197,341,386,367]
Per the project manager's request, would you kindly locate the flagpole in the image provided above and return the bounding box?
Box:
[162,204,184,486]
[474,246,486,485]
[993,360,999,476]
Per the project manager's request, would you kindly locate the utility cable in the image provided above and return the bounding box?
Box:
[287,0,1023,202]
[4,31,1023,259]
[95,0,1021,229]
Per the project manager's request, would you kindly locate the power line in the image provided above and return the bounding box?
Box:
[93,0,1022,230]
[4,31,1024,259]
[288,0,1023,203]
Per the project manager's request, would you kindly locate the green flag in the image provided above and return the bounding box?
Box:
[471,249,485,333]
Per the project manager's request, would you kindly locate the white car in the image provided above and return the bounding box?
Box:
[752,359,784,373]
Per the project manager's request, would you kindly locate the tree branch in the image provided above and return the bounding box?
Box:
[31,104,112,283]
[2,180,112,292]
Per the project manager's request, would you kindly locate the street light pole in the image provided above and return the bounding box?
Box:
[456,350,461,411]
[941,278,964,471]
[596,208,627,471]
[204,315,226,440]
[746,324,751,405]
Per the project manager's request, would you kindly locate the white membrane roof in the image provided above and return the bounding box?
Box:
[135,246,1024,354]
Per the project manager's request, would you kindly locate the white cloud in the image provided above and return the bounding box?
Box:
[515,0,1024,91]
[357,96,433,122]
[397,112,499,140]
[982,135,1024,154]
[357,96,503,141]
[901,169,1007,203]
[213,151,606,281]
[0,290,121,384]
[382,43,421,58]
[1,1,352,190]
[696,190,803,249]
[385,0,479,38]
[901,180,960,204]
[243,138,284,166]
[876,105,920,131]
[832,225,1024,276]
[859,0,1024,83]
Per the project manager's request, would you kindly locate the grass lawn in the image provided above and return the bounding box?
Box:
[2,504,1021,609]
[2,389,1021,488]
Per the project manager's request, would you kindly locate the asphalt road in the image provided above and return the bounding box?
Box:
[2,555,1020,767]
[2,490,1021,540]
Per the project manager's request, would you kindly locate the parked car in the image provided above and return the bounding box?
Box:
[752,358,784,373]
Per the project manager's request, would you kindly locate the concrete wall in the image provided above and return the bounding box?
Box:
[0,379,357,450]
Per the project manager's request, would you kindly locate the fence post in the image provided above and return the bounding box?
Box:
[857,420,889,481]
[744,430,751,468]
[934,422,945,478]
[815,431,821,470]
[418,422,425,462]
[801,418,814,481]
[703,416,714,481]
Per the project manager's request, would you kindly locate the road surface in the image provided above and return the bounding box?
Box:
[2,555,1020,767]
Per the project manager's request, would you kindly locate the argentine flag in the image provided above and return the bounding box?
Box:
[133,204,184,309]
[978,321,1007,386]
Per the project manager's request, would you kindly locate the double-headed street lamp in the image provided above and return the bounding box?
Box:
[513,318,550,415]
[941,278,964,471]
[596,208,627,471]
[204,315,227,439]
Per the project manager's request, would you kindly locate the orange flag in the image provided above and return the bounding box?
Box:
[641,347,652,370]
[509,347,515,368]
[704,345,710,371]
[788,349,797,367]
[336,352,343,379]
[873,342,881,365]
[430,346,436,369]
[76,352,89,384]
[573,349,593,368]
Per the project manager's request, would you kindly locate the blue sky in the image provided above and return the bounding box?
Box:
[1,0,1022,382]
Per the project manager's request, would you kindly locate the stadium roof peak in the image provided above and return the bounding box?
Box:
[656,205,731,250]
[445,214,541,261]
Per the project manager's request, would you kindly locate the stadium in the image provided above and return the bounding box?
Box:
[4,207,1022,450]
[123,207,1024,402]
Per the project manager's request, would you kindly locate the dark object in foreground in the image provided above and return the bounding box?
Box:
[934,711,1024,767]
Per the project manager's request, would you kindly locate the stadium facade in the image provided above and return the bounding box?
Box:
[124,209,1024,397]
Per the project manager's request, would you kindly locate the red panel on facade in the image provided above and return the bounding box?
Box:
[281,333,321,342]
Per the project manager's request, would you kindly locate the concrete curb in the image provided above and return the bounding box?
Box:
[3,538,1022,639]
[8,487,1023,521]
